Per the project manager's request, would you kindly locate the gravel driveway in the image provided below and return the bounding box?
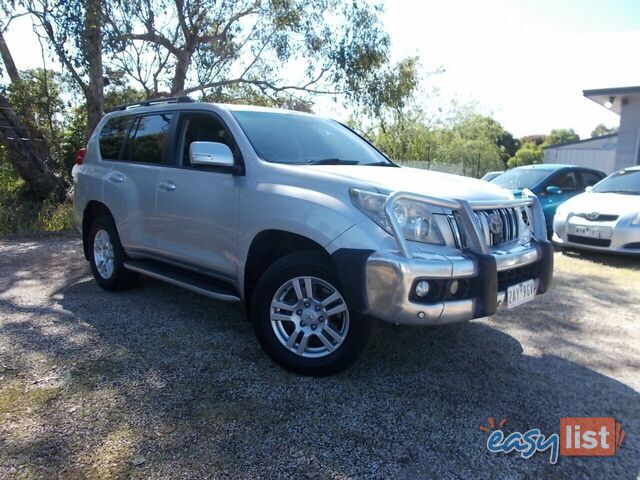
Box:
[1,233,639,479]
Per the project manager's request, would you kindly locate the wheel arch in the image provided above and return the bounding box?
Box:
[243,229,331,305]
[82,201,114,260]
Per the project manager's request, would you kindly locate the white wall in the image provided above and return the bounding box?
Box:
[543,135,618,173]
[615,97,640,171]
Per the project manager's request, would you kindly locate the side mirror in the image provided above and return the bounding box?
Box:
[189,141,234,167]
[546,185,563,195]
[585,186,593,193]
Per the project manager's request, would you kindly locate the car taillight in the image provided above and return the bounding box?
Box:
[75,147,87,165]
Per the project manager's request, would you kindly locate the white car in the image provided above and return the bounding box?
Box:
[553,166,640,255]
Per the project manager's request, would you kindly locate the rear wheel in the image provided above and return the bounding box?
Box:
[250,252,372,375]
[88,215,138,291]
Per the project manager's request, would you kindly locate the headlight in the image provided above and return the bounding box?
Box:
[632,213,640,226]
[350,188,445,245]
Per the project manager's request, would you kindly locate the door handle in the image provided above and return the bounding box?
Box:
[108,173,125,183]
[158,180,177,192]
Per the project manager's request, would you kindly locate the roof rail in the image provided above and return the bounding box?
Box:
[111,95,195,112]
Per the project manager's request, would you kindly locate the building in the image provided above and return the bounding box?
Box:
[543,134,617,173]
[544,85,640,174]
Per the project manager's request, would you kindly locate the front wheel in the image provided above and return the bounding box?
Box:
[250,252,372,375]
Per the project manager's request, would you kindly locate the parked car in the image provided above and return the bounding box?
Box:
[490,164,606,235]
[481,170,503,182]
[552,166,640,255]
[72,97,553,375]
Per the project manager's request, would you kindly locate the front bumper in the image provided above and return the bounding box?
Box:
[553,215,640,256]
[351,192,552,326]
[364,240,552,325]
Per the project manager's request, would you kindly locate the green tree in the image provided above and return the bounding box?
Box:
[591,123,617,137]
[105,0,418,116]
[543,128,579,147]
[507,142,543,168]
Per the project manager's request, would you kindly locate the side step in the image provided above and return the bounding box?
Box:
[124,259,241,302]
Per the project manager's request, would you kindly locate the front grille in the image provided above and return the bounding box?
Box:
[574,213,619,222]
[475,208,521,247]
[567,234,611,247]
[497,261,540,291]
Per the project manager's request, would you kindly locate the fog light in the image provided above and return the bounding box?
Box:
[449,280,459,296]
[415,280,431,297]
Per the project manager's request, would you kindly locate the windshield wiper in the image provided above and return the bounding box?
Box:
[306,158,360,165]
[365,161,397,167]
[596,190,640,195]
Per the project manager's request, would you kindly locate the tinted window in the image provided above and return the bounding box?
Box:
[491,168,551,190]
[551,171,578,191]
[581,171,603,187]
[128,114,173,164]
[232,110,390,165]
[592,169,640,194]
[180,115,234,167]
[99,116,133,160]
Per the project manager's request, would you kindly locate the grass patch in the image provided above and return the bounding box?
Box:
[0,382,61,415]
[0,162,74,235]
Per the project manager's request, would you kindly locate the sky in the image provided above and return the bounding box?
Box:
[3,0,640,138]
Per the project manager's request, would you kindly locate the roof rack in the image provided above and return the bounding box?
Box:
[111,95,195,112]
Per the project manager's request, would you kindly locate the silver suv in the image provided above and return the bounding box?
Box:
[73,97,553,375]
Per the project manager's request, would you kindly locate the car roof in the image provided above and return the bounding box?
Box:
[105,99,315,118]
[512,164,604,173]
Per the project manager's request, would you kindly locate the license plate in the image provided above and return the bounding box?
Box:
[507,279,536,309]
[574,226,602,238]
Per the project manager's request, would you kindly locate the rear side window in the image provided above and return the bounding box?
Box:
[127,114,173,164]
[99,116,133,160]
[582,171,604,187]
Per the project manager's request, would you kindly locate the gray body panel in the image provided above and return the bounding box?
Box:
[73,102,551,323]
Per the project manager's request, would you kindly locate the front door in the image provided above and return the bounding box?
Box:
[541,169,579,230]
[155,112,241,278]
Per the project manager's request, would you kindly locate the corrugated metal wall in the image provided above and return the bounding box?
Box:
[543,136,618,173]
[615,98,640,171]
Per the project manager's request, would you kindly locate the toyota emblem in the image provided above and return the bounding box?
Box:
[488,213,503,235]
[586,212,599,221]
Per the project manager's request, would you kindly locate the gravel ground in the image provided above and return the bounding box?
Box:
[0,233,639,479]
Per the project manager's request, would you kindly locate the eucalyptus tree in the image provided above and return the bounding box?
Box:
[105,0,418,116]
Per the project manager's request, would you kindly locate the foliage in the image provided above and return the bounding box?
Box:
[103,0,418,117]
[543,128,579,147]
[368,112,505,178]
[507,142,544,168]
[591,123,617,137]
[0,161,74,234]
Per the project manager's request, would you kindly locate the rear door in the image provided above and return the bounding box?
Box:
[100,112,174,254]
[580,169,606,190]
[154,111,241,278]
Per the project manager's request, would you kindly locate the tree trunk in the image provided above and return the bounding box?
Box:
[0,96,68,201]
[171,49,193,94]
[85,0,104,139]
[0,31,21,84]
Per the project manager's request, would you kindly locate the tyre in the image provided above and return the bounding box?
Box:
[88,215,138,291]
[250,251,373,376]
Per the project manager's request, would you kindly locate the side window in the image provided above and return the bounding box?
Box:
[581,171,603,188]
[552,171,578,191]
[127,114,173,164]
[99,116,133,160]
[179,115,235,167]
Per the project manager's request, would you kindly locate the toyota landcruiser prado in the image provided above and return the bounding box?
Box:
[72,96,553,375]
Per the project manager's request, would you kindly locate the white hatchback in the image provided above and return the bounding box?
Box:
[553,166,640,255]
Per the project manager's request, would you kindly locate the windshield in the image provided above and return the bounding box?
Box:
[491,168,552,190]
[592,169,640,195]
[232,110,391,165]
